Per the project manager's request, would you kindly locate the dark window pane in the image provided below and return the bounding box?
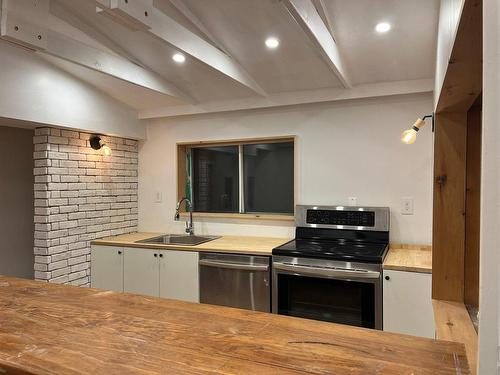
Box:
[192,146,239,213]
[243,142,294,214]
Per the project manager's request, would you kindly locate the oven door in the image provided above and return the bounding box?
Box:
[272,256,382,329]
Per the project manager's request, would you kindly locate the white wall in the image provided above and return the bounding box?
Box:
[0,41,145,139]
[479,0,500,373]
[139,93,433,244]
[434,0,465,109]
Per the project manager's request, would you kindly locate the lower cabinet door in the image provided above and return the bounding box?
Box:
[160,250,199,303]
[91,245,124,292]
[124,247,160,297]
[383,269,435,338]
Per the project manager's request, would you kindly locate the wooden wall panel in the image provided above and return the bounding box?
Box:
[464,105,481,307]
[432,112,467,301]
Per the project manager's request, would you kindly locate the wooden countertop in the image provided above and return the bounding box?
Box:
[0,276,469,375]
[91,232,290,256]
[383,244,432,273]
[433,300,478,375]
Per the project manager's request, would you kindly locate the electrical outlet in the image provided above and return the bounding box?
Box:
[154,191,163,203]
[348,197,357,206]
[401,197,414,215]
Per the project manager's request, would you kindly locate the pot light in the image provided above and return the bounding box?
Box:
[89,135,112,156]
[401,115,433,145]
[375,22,391,33]
[265,37,280,49]
[172,53,186,63]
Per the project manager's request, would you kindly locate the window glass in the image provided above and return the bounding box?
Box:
[192,146,239,213]
[243,142,294,214]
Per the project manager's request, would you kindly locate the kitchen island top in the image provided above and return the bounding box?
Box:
[0,276,469,375]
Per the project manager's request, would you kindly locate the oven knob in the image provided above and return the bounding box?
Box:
[385,275,390,281]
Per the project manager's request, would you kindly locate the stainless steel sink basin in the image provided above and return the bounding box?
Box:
[136,234,220,246]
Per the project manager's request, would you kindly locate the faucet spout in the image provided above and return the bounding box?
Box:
[174,197,194,235]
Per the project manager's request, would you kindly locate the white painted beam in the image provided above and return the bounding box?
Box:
[44,31,192,103]
[283,0,352,88]
[0,0,192,103]
[84,0,266,96]
[50,0,147,68]
[146,5,266,96]
[138,79,434,119]
[166,0,231,57]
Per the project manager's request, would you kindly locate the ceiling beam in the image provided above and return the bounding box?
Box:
[0,0,192,103]
[166,0,232,57]
[92,0,266,96]
[283,0,352,88]
[311,0,336,41]
[139,79,434,119]
[50,0,147,68]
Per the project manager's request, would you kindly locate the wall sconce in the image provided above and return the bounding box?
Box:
[89,135,112,156]
[401,114,434,145]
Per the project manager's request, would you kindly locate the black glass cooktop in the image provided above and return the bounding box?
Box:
[272,238,388,263]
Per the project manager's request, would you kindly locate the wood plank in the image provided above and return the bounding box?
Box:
[383,246,432,274]
[0,276,470,374]
[464,104,481,307]
[91,232,290,256]
[433,299,478,374]
[432,112,467,301]
[435,0,482,113]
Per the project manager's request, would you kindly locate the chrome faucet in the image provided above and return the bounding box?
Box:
[174,197,194,235]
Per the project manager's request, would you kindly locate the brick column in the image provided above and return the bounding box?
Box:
[33,128,138,286]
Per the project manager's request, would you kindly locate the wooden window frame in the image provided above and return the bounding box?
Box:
[176,135,298,221]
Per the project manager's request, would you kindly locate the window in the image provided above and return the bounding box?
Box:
[178,137,295,218]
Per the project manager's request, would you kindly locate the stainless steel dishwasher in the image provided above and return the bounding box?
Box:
[199,253,271,312]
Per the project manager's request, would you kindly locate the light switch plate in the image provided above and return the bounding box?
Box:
[401,197,414,215]
[348,197,357,206]
[154,191,162,203]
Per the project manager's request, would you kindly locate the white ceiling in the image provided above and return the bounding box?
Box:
[326,0,439,85]
[21,0,439,112]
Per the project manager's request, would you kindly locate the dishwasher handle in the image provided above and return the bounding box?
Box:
[199,259,269,272]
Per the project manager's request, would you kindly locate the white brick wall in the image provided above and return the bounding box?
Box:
[33,128,138,286]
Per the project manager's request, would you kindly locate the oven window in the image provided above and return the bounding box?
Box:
[277,274,375,328]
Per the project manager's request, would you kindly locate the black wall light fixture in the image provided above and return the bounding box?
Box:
[400,114,434,144]
[89,135,112,156]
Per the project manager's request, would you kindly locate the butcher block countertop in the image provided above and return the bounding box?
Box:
[91,232,290,256]
[0,276,469,375]
[383,244,432,273]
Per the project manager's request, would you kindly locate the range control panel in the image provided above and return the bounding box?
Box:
[306,209,375,227]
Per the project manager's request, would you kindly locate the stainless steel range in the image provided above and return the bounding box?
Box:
[272,205,390,330]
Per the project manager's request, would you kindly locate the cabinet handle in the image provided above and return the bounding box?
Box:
[385,275,390,281]
[154,253,158,257]
[159,254,163,258]
[118,251,122,255]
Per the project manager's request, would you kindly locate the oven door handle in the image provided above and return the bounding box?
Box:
[272,262,380,279]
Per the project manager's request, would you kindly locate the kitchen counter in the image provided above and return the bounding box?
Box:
[383,244,432,273]
[91,232,290,256]
[0,276,469,375]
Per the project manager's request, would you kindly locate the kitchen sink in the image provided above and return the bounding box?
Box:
[136,234,220,246]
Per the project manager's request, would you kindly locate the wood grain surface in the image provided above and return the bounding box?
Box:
[0,276,469,375]
[91,232,290,255]
[383,246,432,273]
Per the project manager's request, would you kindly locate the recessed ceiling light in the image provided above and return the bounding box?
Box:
[172,53,186,63]
[265,37,280,49]
[375,22,391,33]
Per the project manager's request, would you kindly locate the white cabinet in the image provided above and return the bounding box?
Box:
[160,250,199,303]
[91,245,124,292]
[91,245,200,303]
[123,247,160,297]
[383,269,434,338]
